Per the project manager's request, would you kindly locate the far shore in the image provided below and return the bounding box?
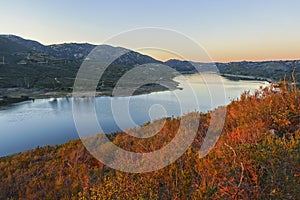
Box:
[220,73,274,82]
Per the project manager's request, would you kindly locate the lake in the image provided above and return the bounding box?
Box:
[0,74,269,157]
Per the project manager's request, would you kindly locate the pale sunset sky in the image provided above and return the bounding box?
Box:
[1,0,299,62]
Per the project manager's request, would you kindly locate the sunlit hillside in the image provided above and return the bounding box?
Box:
[0,80,299,199]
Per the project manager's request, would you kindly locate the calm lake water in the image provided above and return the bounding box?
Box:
[0,74,269,156]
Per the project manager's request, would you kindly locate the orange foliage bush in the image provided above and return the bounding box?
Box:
[0,79,299,199]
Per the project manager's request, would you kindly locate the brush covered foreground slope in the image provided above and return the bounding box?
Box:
[0,82,299,199]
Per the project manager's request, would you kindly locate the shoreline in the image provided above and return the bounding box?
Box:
[0,83,180,108]
[0,72,275,108]
[220,73,274,83]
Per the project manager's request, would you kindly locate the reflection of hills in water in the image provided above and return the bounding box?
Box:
[0,74,267,156]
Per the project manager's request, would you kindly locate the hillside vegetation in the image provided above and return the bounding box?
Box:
[0,80,299,199]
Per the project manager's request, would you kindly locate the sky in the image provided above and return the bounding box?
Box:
[1,0,300,62]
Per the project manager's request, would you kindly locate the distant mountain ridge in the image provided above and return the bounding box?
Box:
[0,34,161,65]
[0,34,299,83]
[0,35,30,53]
[3,34,96,60]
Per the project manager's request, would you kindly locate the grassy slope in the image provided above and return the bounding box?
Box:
[0,82,299,199]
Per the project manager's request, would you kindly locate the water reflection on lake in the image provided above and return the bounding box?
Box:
[0,74,269,156]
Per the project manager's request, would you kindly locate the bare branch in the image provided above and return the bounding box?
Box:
[224,143,237,164]
[237,162,244,188]
[234,162,245,199]
[291,67,297,92]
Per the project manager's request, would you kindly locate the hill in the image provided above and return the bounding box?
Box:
[0,80,299,199]
[3,35,95,60]
[0,34,299,81]
[0,36,29,54]
[0,35,167,104]
[0,34,299,106]
[216,60,300,82]
[0,34,161,63]
[165,59,300,82]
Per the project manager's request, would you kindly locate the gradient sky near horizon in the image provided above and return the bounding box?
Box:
[1,0,300,62]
